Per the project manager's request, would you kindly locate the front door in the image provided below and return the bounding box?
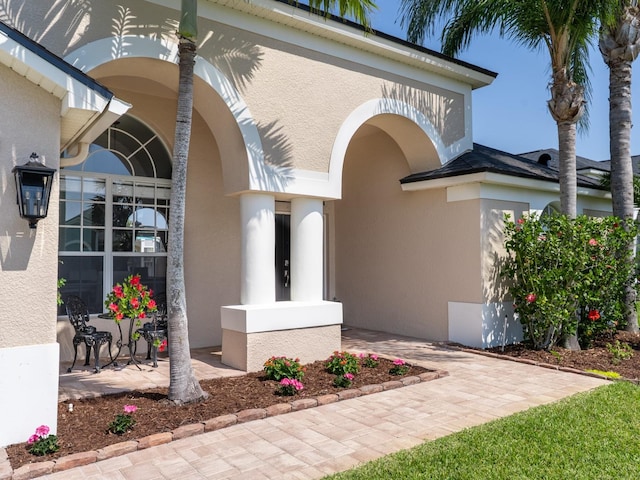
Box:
[275,213,290,301]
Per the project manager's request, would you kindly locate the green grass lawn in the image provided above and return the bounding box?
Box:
[324,381,640,480]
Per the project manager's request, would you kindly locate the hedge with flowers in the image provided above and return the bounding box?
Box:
[502,213,638,350]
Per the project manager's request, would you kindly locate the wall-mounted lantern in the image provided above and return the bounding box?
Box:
[12,153,56,229]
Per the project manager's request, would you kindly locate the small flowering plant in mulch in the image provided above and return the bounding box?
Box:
[359,353,380,368]
[277,378,305,396]
[325,351,359,376]
[107,405,138,435]
[333,372,355,388]
[389,358,410,376]
[27,425,59,456]
[263,356,306,381]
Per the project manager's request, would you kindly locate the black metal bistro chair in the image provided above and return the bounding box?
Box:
[135,293,168,367]
[65,295,114,373]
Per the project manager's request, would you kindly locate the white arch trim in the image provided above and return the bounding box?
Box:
[327,98,452,199]
[63,35,265,193]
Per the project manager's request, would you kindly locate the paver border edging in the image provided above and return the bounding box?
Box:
[447,343,621,382]
[2,369,448,480]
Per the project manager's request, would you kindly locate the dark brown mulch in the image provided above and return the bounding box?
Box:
[483,330,640,380]
[7,357,429,471]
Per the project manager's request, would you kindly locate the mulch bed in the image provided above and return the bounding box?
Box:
[6,357,432,471]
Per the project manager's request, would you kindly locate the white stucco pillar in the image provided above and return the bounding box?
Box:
[291,197,324,302]
[241,193,275,304]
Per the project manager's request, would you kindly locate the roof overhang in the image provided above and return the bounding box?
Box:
[194,0,496,90]
[401,171,611,200]
[0,22,130,152]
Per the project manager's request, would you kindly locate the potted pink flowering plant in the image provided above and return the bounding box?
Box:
[105,274,157,324]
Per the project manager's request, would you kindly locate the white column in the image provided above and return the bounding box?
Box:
[291,197,324,302]
[241,193,275,304]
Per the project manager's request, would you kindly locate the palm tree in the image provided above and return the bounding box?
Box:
[167,0,206,405]
[167,0,377,404]
[400,0,615,219]
[599,2,640,333]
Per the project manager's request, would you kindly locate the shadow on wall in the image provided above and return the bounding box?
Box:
[380,82,460,147]
[482,206,524,348]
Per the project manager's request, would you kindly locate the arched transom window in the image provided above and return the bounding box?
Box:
[58,115,172,314]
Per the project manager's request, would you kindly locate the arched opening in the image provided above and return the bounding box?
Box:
[331,114,448,340]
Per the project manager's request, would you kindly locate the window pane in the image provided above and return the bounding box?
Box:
[82,202,105,227]
[59,227,81,251]
[113,181,134,203]
[113,204,134,228]
[58,256,104,314]
[113,256,167,296]
[83,229,105,252]
[60,176,81,200]
[60,201,82,226]
[113,230,133,252]
[82,178,106,202]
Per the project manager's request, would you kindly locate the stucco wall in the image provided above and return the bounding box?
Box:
[334,128,481,341]
[0,63,60,348]
[11,0,467,178]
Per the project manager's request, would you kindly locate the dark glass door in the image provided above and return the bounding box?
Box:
[275,214,290,301]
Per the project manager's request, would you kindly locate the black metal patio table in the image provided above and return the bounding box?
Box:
[97,313,142,370]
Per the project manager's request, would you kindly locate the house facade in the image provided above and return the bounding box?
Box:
[0,0,613,447]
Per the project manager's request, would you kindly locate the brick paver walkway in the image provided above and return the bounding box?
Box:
[15,327,609,479]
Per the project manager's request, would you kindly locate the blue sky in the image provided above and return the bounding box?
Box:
[365,0,638,161]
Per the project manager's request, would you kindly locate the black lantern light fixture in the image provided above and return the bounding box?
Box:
[12,153,56,229]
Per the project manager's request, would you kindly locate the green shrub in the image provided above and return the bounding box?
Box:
[502,214,637,350]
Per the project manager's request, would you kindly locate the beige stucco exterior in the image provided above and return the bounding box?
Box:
[333,127,481,341]
[0,63,60,348]
[5,0,484,356]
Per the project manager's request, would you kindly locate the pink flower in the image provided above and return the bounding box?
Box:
[27,434,39,444]
[589,238,598,246]
[358,353,365,359]
[370,354,378,361]
[35,425,49,437]
[526,293,537,303]
[123,405,138,414]
[393,359,406,366]
[344,373,355,381]
[108,303,119,312]
[517,218,525,225]
[279,378,304,390]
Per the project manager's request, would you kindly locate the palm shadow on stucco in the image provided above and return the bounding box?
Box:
[482,208,522,348]
[379,83,458,148]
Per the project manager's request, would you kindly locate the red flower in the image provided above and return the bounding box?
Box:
[130,298,139,309]
[526,293,537,303]
[148,299,156,309]
[116,312,124,321]
[139,311,146,319]
[158,339,168,352]
[130,275,141,286]
[108,303,119,312]
[588,309,600,321]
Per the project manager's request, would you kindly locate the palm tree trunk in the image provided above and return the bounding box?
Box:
[609,58,638,333]
[167,36,207,404]
[557,122,578,219]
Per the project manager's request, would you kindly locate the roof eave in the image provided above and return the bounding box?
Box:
[203,0,497,89]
